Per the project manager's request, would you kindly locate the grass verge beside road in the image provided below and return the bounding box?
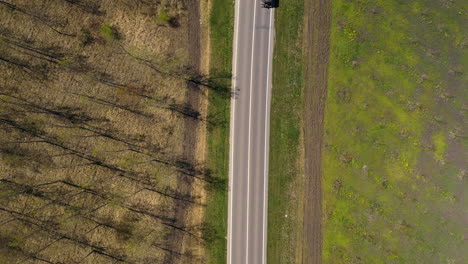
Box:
[267,1,306,263]
[204,0,234,263]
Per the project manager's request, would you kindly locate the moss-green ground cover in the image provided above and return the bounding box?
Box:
[323,0,467,263]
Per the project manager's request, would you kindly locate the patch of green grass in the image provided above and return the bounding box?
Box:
[155,10,170,25]
[267,1,305,263]
[204,0,234,263]
[100,23,118,42]
[323,0,467,263]
[432,130,447,162]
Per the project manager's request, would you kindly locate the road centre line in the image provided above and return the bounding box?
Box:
[245,0,258,262]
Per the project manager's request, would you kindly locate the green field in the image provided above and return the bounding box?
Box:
[323,0,467,263]
[204,0,234,263]
[267,0,306,263]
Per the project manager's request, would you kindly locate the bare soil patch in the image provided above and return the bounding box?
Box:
[302,0,331,263]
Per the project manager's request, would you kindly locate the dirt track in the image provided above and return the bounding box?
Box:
[302,0,331,263]
[163,0,203,263]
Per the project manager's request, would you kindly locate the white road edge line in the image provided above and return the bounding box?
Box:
[246,1,258,263]
[227,0,241,262]
[262,10,274,264]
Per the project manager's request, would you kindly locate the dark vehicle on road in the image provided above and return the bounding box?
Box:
[261,0,278,8]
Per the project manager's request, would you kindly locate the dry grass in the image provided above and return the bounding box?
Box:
[0,1,209,263]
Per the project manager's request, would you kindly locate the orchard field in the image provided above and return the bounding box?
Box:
[323,0,467,263]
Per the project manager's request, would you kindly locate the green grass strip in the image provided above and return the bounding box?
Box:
[267,1,305,263]
[204,0,234,263]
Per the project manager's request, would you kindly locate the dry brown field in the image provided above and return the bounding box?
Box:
[0,1,212,263]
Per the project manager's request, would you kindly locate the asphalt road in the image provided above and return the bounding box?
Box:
[227,1,275,264]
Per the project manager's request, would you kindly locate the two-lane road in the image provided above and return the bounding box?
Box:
[228,0,275,263]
